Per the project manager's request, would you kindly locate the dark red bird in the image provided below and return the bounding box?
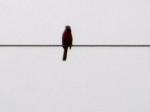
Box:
[62,25,73,61]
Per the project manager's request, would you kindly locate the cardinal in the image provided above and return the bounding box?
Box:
[62,25,73,61]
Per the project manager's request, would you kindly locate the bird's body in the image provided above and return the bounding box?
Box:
[62,26,73,61]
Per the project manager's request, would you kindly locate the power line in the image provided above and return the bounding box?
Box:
[0,45,149,47]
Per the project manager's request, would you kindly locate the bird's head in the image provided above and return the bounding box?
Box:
[65,25,71,32]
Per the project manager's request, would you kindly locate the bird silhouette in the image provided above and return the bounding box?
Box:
[62,25,73,61]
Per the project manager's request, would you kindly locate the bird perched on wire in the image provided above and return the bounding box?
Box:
[62,25,73,61]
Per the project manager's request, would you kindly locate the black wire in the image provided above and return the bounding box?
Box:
[0,45,149,47]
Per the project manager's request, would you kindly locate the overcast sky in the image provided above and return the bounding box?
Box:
[0,0,150,44]
[0,0,150,112]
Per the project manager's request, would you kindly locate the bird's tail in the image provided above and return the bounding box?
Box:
[63,48,68,61]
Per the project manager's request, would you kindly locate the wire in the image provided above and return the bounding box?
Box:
[0,45,149,47]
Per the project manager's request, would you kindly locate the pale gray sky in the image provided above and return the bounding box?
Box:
[0,0,150,112]
[0,0,150,44]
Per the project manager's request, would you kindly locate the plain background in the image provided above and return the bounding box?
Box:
[0,0,150,112]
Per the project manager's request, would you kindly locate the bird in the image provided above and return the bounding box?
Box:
[62,25,73,61]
